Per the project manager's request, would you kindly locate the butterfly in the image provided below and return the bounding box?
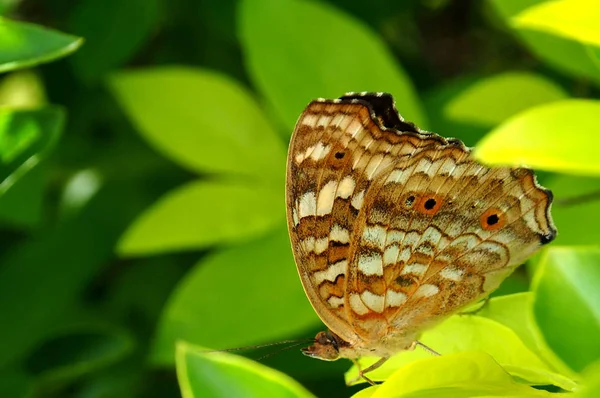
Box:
[285,92,556,383]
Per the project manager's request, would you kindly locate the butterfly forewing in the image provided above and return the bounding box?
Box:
[286,93,556,357]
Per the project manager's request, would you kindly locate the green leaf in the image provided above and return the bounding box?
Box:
[176,342,314,398]
[69,0,160,81]
[239,0,426,132]
[533,247,600,373]
[544,175,600,246]
[0,106,64,195]
[24,326,134,388]
[151,225,319,364]
[118,180,283,256]
[0,17,83,73]
[364,352,555,398]
[512,0,600,48]
[109,67,285,182]
[346,315,569,389]
[478,293,578,385]
[489,0,600,86]
[576,360,600,398]
[443,72,567,127]
[474,100,600,175]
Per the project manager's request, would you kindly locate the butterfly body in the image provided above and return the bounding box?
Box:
[286,93,556,364]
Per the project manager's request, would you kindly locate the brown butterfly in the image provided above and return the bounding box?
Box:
[285,92,556,383]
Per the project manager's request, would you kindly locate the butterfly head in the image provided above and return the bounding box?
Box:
[301,330,341,361]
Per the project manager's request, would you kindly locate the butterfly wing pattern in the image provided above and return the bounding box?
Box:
[286,93,556,363]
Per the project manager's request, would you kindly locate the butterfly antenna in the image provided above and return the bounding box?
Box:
[255,340,312,361]
[204,338,314,354]
[416,341,441,356]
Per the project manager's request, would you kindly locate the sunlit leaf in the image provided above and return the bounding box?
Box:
[367,352,555,398]
[346,315,571,389]
[239,0,425,132]
[576,360,600,398]
[118,180,283,256]
[176,342,314,398]
[478,293,578,383]
[109,67,285,182]
[512,0,600,48]
[152,226,319,364]
[0,17,82,73]
[533,247,600,373]
[474,100,600,175]
[443,71,566,127]
[489,0,600,86]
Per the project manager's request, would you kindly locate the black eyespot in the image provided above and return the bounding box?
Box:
[334,152,345,159]
[486,214,499,225]
[424,198,437,210]
[405,195,415,206]
[540,231,556,245]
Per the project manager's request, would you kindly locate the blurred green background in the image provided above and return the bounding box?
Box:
[1,0,600,397]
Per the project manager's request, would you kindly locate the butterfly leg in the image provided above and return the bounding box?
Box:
[347,357,389,386]
[415,341,441,356]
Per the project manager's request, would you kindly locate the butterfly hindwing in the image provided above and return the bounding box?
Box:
[286,93,556,355]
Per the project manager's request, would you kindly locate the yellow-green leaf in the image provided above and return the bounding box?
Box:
[474,100,600,176]
[367,352,556,398]
[512,0,600,48]
[118,180,283,256]
[176,342,314,398]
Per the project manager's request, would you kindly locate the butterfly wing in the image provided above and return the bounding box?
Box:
[286,93,556,352]
[287,93,446,344]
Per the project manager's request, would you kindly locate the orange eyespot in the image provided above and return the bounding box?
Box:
[480,208,505,231]
[415,194,443,216]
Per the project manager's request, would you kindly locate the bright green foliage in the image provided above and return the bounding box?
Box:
[512,0,600,48]
[443,72,567,127]
[1,0,599,397]
[346,311,576,390]
[474,100,600,175]
[490,0,600,86]
[176,342,314,398]
[355,352,559,398]
[533,248,600,373]
[118,180,283,255]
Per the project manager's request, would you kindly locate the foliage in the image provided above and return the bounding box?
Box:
[0,0,599,397]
